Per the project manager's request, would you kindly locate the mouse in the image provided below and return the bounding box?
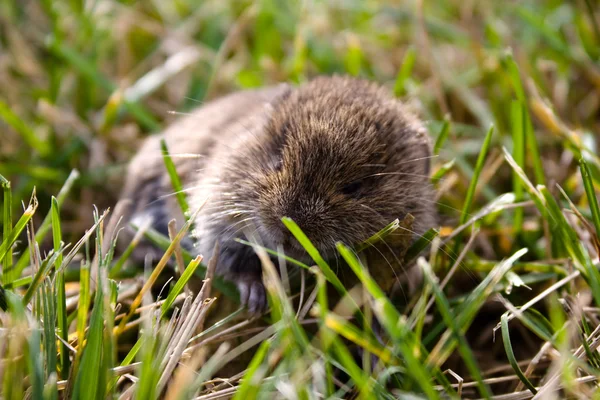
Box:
[119,75,436,313]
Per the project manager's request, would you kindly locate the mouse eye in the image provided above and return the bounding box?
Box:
[272,158,283,171]
[342,181,362,197]
[266,156,283,172]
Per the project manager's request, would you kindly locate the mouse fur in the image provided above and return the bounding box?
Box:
[119,75,436,313]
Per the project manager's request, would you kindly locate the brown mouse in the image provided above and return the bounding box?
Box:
[119,75,436,312]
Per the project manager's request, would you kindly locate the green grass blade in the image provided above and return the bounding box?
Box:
[75,260,91,361]
[503,148,546,211]
[160,255,202,317]
[393,46,416,97]
[22,248,63,306]
[282,217,346,294]
[51,196,70,378]
[501,313,537,394]
[324,311,394,364]
[316,271,335,397]
[41,281,58,400]
[460,125,494,225]
[160,139,190,219]
[580,157,600,237]
[510,101,526,236]
[404,228,439,263]
[355,218,400,252]
[540,185,600,306]
[331,337,375,399]
[433,118,450,155]
[431,159,455,184]
[235,238,311,269]
[231,341,271,400]
[501,50,526,102]
[72,274,106,399]
[0,99,50,156]
[0,195,38,280]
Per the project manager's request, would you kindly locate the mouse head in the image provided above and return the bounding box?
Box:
[223,76,434,259]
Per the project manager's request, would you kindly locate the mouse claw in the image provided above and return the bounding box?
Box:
[236,278,267,314]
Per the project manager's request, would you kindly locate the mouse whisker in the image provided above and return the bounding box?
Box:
[393,154,439,166]
[360,171,432,179]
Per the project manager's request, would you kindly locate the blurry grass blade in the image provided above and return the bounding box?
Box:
[0,99,50,156]
[514,6,571,56]
[394,46,416,97]
[231,341,271,400]
[460,125,493,225]
[0,283,6,311]
[432,159,455,184]
[420,258,492,399]
[27,320,44,400]
[539,185,600,306]
[324,312,393,364]
[50,197,63,272]
[501,50,526,102]
[160,255,202,317]
[331,337,376,399]
[433,118,450,155]
[525,106,546,186]
[46,36,160,131]
[0,193,38,278]
[315,270,335,397]
[99,91,122,134]
[13,169,79,278]
[2,175,12,275]
[344,35,363,76]
[580,157,600,238]
[160,139,190,219]
[501,313,537,394]
[510,101,526,235]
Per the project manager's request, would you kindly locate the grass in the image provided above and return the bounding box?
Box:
[1,0,600,398]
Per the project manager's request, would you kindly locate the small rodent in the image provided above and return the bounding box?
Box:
[120,76,436,312]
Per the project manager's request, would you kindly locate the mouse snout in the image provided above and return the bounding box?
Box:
[260,195,327,248]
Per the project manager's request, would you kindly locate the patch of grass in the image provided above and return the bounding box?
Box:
[2,0,600,398]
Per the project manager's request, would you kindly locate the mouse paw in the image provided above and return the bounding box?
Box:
[236,276,267,314]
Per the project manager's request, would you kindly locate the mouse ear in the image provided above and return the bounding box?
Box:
[268,83,293,107]
[418,134,433,176]
[403,118,432,177]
